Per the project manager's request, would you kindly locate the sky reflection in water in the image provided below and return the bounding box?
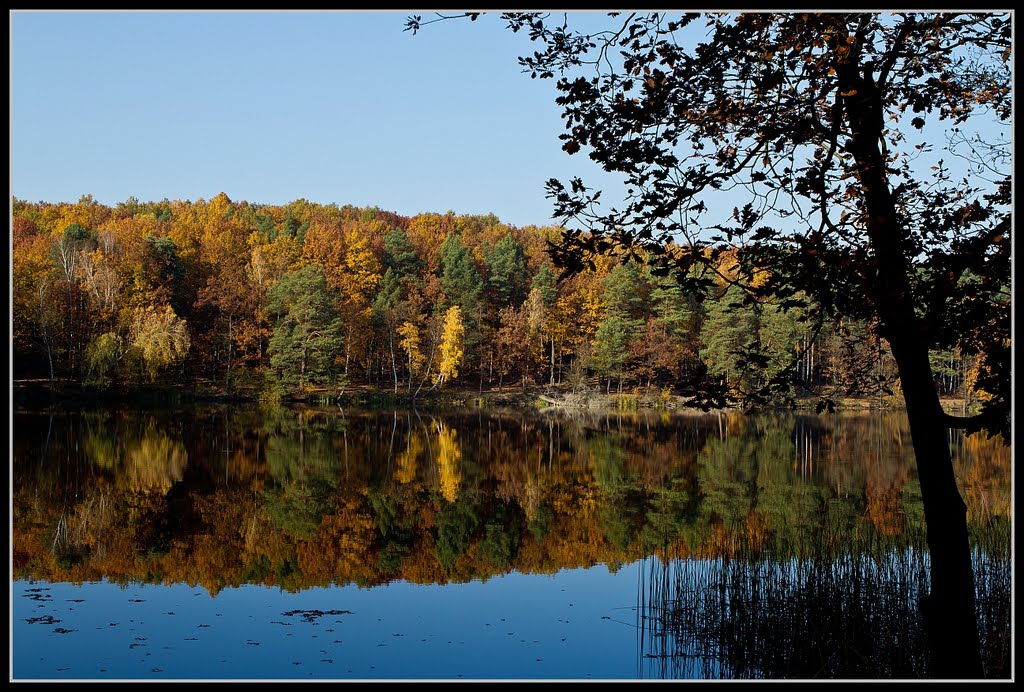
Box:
[15,564,644,681]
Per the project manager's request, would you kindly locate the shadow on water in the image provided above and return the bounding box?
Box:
[635,526,1011,679]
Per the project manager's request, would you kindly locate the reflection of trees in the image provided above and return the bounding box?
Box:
[479,502,522,571]
[434,494,479,573]
[435,421,462,503]
[124,430,188,493]
[953,430,1011,526]
[81,414,188,492]
[588,433,643,550]
[263,480,335,541]
[395,428,423,485]
[263,410,344,486]
[12,408,1012,604]
[261,409,347,540]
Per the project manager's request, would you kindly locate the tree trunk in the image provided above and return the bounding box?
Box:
[550,339,556,385]
[390,334,398,394]
[889,331,982,678]
[840,58,983,677]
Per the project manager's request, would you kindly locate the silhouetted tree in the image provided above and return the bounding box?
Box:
[408,11,1011,677]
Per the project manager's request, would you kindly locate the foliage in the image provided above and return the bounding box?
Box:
[267,264,344,389]
[84,332,123,388]
[128,305,190,382]
[436,305,465,386]
[412,13,1009,675]
[10,187,996,407]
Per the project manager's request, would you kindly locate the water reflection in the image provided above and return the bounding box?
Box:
[12,405,1011,678]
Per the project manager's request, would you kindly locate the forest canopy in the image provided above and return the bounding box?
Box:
[12,193,991,409]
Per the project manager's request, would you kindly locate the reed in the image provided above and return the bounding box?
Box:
[636,522,1011,679]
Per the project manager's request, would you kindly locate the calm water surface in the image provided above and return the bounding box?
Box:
[11,405,1012,680]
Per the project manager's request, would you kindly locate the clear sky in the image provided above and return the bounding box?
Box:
[10,10,623,228]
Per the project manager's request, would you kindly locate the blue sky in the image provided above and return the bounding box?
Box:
[10,10,622,228]
[10,11,1007,232]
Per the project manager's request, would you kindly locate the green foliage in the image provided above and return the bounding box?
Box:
[527,502,554,542]
[84,332,123,388]
[699,283,760,392]
[486,234,529,307]
[372,267,403,315]
[592,315,631,382]
[648,272,696,341]
[434,494,480,571]
[62,222,92,242]
[531,261,558,308]
[602,262,647,325]
[382,227,422,276]
[438,233,483,313]
[638,481,696,551]
[267,264,344,389]
[263,478,336,541]
[480,503,522,570]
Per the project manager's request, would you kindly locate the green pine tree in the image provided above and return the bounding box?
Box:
[486,233,529,307]
[267,264,344,389]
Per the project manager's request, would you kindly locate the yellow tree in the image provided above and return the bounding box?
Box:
[337,227,381,375]
[406,212,457,271]
[435,305,464,387]
[398,321,426,391]
[301,222,381,377]
[128,305,191,382]
[548,271,603,385]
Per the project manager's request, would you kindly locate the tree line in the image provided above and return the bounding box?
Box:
[12,194,986,406]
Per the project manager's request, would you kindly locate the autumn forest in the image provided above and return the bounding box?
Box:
[12,194,984,408]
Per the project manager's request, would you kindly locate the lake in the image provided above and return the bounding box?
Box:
[11,405,1012,680]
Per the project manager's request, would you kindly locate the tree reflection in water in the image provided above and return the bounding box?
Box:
[12,405,1011,678]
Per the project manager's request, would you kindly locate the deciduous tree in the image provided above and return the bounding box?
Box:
[409,11,1011,676]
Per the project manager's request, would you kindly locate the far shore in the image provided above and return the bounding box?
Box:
[12,378,975,417]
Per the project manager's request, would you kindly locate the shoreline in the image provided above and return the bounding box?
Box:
[11,379,974,416]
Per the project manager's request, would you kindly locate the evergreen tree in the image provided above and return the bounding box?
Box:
[267,264,344,389]
[648,272,695,342]
[382,227,422,277]
[757,296,807,401]
[592,261,646,390]
[531,261,558,308]
[439,233,484,382]
[699,283,760,393]
[601,261,646,326]
[438,233,483,314]
[486,233,529,307]
[592,315,630,393]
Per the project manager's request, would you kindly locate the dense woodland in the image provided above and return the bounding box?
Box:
[12,194,984,406]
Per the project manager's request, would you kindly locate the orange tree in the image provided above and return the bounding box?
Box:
[407,11,1011,677]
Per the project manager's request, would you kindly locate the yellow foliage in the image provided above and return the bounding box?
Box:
[129,305,190,381]
[436,423,462,503]
[398,321,426,376]
[436,305,464,386]
[744,509,769,551]
[340,228,381,302]
[550,279,602,348]
[124,429,188,493]
[396,430,423,485]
